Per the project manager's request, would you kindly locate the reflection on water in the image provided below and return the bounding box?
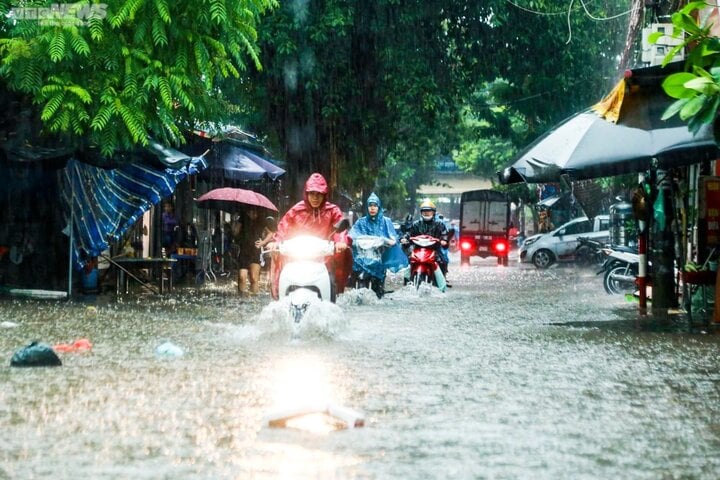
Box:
[2,258,720,479]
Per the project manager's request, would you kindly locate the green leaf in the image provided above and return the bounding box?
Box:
[661,98,687,121]
[154,0,171,23]
[684,76,720,96]
[158,77,173,108]
[671,12,704,37]
[48,31,67,62]
[41,93,65,121]
[662,73,698,99]
[694,95,720,126]
[679,95,706,120]
[648,31,664,45]
[66,85,92,103]
[680,1,707,16]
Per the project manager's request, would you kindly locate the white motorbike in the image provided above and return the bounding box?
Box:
[599,246,640,295]
[274,220,349,324]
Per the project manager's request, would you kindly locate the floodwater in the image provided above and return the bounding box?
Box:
[2,257,720,479]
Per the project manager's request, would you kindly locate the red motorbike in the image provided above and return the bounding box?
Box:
[407,235,442,289]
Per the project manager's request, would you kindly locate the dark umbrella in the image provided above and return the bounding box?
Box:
[196,187,278,212]
[499,63,720,184]
[499,111,718,184]
[199,142,285,183]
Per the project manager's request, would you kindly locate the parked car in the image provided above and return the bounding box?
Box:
[519,215,609,268]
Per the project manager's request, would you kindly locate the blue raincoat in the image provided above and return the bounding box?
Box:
[348,193,408,280]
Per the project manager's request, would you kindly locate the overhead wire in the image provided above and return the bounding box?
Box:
[503,0,633,44]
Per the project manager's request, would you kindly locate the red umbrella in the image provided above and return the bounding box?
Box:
[196,187,278,211]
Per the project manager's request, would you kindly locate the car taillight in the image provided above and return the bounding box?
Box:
[459,238,474,252]
[492,240,508,254]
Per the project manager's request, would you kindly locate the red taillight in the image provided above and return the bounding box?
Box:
[460,239,474,252]
[492,240,508,254]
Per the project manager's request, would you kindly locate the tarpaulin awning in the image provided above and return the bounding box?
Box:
[59,155,207,269]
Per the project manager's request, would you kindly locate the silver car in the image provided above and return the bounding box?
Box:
[519,215,610,268]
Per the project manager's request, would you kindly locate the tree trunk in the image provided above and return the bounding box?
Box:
[618,0,644,73]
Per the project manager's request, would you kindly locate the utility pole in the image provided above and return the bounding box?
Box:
[650,166,678,310]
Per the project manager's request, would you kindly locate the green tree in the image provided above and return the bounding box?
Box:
[232,0,631,211]
[0,0,275,159]
[449,1,630,185]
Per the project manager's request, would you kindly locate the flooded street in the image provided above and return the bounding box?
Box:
[2,257,720,479]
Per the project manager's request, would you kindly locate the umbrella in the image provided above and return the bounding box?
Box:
[499,62,720,184]
[499,110,719,184]
[199,142,285,182]
[196,187,278,211]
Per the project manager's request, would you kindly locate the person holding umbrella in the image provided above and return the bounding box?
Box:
[235,208,268,295]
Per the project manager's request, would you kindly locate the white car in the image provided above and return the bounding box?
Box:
[519,215,610,268]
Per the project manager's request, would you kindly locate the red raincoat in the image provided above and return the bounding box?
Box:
[271,173,351,299]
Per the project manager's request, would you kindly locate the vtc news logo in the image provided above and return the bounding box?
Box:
[9,3,108,25]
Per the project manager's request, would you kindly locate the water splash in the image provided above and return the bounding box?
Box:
[337,288,380,306]
[256,298,348,340]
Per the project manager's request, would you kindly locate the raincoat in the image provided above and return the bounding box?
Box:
[348,193,408,280]
[271,173,350,299]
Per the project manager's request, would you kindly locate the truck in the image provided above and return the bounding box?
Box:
[459,189,511,266]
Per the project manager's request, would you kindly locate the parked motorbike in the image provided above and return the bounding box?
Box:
[350,235,388,298]
[598,245,640,295]
[407,234,443,290]
[272,220,350,325]
[575,236,608,268]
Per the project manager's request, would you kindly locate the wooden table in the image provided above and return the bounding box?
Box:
[114,257,177,295]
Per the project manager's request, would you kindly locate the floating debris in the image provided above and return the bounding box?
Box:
[264,403,365,431]
[10,341,62,367]
[155,341,184,358]
[53,338,93,353]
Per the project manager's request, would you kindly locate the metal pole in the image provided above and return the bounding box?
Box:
[637,172,647,313]
[67,166,74,299]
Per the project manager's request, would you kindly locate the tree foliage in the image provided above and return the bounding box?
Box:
[0,0,275,157]
[657,1,720,134]
[232,0,631,211]
[449,1,631,188]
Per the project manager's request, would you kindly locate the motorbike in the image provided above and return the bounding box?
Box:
[598,245,641,295]
[350,235,388,298]
[407,234,443,290]
[575,236,608,268]
[273,220,350,324]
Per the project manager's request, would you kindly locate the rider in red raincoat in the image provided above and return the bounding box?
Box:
[269,173,350,300]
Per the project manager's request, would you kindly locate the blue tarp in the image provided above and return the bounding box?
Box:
[59,155,207,269]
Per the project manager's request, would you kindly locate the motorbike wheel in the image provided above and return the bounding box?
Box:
[370,277,384,299]
[603,264,636,295]
[575,246,592,267]
[354,273,370,291]
[412,272,429,290]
